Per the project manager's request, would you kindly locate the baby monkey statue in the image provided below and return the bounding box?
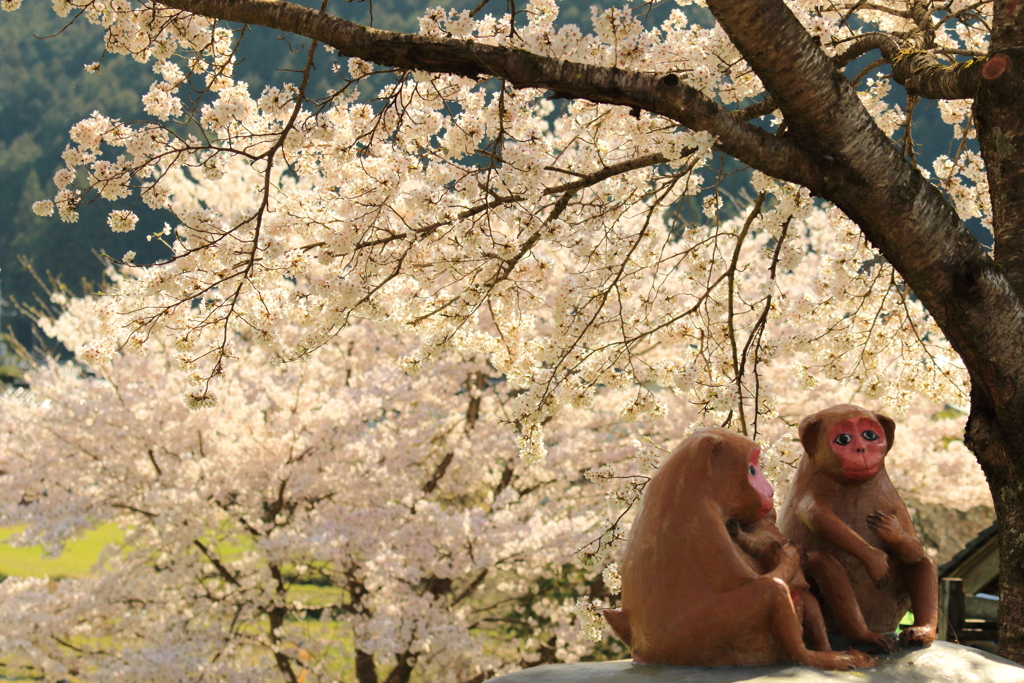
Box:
[778,404,938,647]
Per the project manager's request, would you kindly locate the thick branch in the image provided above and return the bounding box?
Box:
[705,0,1024,409]
[383,651,415,683]
[155,0,818,187]
[837,33,985,100]
[155,0,1024,426]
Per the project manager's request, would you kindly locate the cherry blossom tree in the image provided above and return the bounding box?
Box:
[5,0,1023,666]
[0,207,987,681]
[0,203,989,682]
[0,295,636,683]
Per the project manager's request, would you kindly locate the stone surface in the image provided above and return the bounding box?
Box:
[490,642,1024,683]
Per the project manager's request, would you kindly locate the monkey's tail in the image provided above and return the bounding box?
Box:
[602,608,632,648]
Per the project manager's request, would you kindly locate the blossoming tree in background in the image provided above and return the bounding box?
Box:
[0,231,989,683]
[0,201,988,682]
[3,0,1022,669]
[1,295,635,683]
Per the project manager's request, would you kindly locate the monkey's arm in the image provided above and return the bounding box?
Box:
[805,551,897,653]
[730,519,805,588]
[729,519,775,561]
[797,495,890,587]
[767,541,808,591]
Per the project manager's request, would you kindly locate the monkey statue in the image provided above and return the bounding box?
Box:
[778,404,938,647]
[603,427,873,669]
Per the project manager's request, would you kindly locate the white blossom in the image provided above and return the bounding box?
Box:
[107,209,139,232]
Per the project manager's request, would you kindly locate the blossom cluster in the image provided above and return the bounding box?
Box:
[5,0,991,424]
[1,305,658,681]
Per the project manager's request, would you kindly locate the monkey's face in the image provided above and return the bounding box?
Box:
[827,416,887,481]
[746,445,774,519]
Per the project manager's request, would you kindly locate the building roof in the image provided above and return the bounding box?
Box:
[938,522,999,595]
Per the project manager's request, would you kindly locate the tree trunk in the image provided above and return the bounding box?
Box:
[993,469,1024,662]
[355,649,378,683]
[971,2,1024,663]
[965,395,1024,662]
[268,605,299,683]
[383,652,416,683]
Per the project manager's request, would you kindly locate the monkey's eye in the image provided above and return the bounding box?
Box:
[748,464,757,476]
[862,430,879,441]
[834,433,852,446]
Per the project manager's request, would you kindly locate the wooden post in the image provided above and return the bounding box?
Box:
[938,577,965,642]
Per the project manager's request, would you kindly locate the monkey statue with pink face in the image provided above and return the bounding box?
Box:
[603,426,873,669]
[778,405,938,647]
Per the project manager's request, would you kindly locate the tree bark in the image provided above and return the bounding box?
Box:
[837,33,985,100]
[996,501,1024,662]
[968,0,1024,664]
[965,397,1024,661]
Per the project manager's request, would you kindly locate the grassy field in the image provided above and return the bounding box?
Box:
[0,526,338,603]
[0,525,114,681]
[0,525,344,617]
[0,524,123,578]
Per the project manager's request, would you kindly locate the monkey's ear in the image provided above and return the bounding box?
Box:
[798,413,823,460]
[875,412,896,452]
[689,430,723,478]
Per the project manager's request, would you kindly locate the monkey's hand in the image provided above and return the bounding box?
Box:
[862,545,890,589]
[842,649,876,670]
[726,518,742,537]
[729,519,775,559]
[865,631,898,654]
[807,648,875,670]
[899,624,936,647]
[868,512,927,563]
[867,512,905,546]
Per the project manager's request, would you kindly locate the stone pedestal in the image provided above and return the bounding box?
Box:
[490,641,1023,682]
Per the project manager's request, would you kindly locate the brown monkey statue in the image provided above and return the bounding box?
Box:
[603,427,873,669]
[777,404,938,647]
